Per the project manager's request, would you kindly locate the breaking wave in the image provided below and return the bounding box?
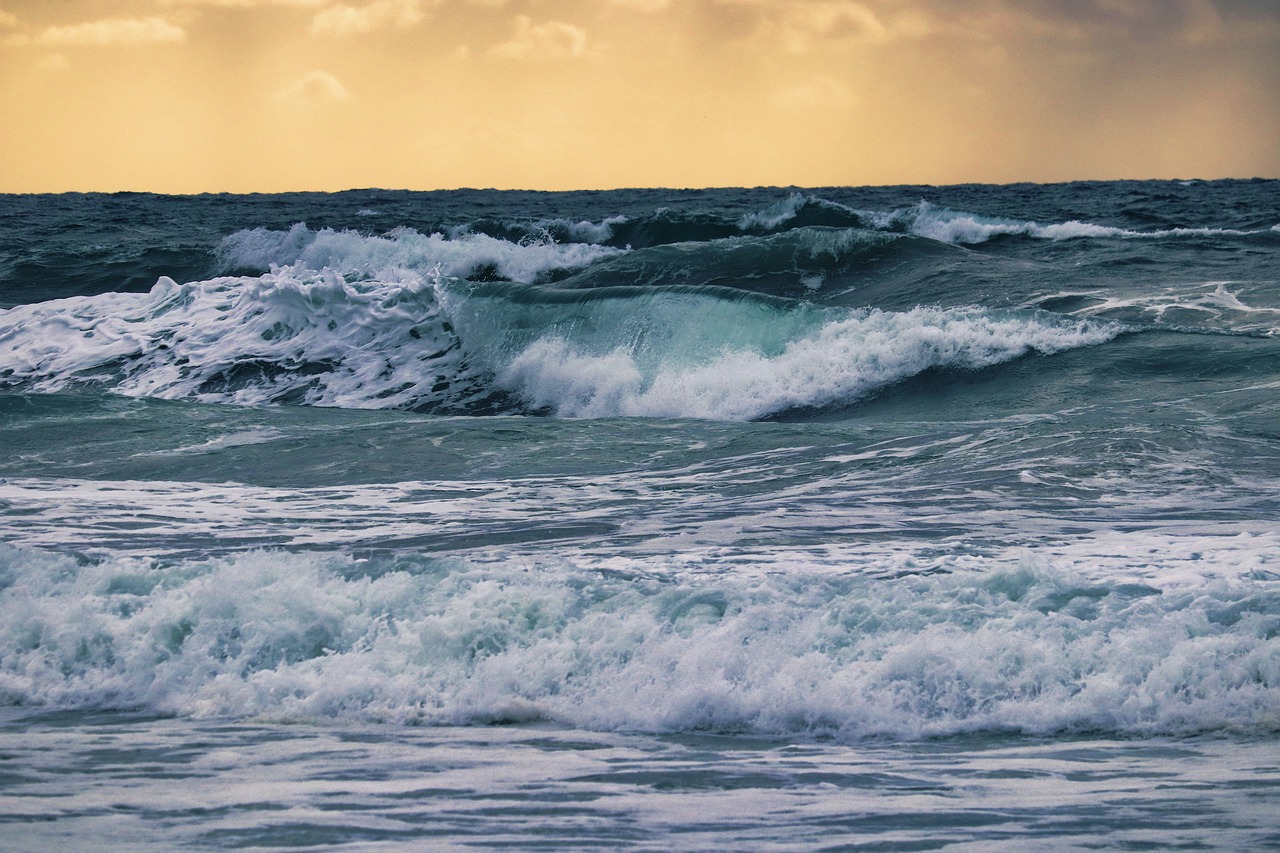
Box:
[1,540,1276,739]
[740,195,1280,245]
[0,258,1120,419]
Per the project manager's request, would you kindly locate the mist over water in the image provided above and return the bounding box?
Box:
[2,180,1279,850]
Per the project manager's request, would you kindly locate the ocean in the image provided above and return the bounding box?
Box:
[1,181,1278,850]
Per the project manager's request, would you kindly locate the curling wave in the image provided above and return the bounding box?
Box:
[0,260,1121,419]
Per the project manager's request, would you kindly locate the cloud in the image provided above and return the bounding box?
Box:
[0,7,16,29]
[488,15,589,61]
[160,0,325,7]
[915,0,1280,46]
[17,18,187,47]
[310,0,430,36]
[696,0,929,53]
[604,0,671,11]
[776,1,889,51]
[274,69,352,104]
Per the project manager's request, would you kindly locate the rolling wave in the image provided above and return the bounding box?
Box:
[0,261,1120,419]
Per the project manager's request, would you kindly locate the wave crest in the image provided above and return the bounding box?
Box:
[893,201,1278,244]
[217,222,625,283]
[494,304,1120,420]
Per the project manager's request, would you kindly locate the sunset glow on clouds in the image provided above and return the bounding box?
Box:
[0,0,1276,191]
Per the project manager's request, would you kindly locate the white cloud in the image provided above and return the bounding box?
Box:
[274,69,352,104]
[310,0,430,36]
[23,17,187,47]
[488,15,589,61]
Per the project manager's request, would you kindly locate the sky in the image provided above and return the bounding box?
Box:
[0,0,1277,192]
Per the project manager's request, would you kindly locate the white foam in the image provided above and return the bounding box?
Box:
[739,194,811,231]
[902,201,1273,244]
[737,194,859,231]
[734,197,1276,244]
[0,269,475,410]
[1037,281,1280,334]
[496,306,1121,420]
[1,535,1276,738]
[530,214,629,244]
[217,223,625,283]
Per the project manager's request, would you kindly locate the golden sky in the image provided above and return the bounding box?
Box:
[1,0,1277,192]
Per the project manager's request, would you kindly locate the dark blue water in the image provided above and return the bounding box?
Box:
[1,181,1278,850]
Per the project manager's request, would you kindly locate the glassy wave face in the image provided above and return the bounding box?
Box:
[1,181,1279,743]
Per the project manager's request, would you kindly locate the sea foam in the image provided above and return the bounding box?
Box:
[1,538,1276,739]
[217,223,625,283]
[898,201,1275,244]
[493,304,1119,420]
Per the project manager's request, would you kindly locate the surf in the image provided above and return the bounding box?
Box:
[2,540,1276,739]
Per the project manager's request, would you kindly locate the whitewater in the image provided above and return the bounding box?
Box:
[1,180,1278,850]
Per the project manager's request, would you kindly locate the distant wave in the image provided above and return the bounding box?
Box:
[734,193,1280,245]
[738,194,868,232]
[899,201,1279,244]
[217,222,625,283]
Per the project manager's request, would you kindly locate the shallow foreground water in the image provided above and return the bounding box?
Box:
[5,709,1280,852]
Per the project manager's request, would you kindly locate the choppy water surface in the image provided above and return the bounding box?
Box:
[1,181,1278,849]
[4,709,1280,852]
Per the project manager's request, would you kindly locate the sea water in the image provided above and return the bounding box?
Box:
[1,182,1278,849]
